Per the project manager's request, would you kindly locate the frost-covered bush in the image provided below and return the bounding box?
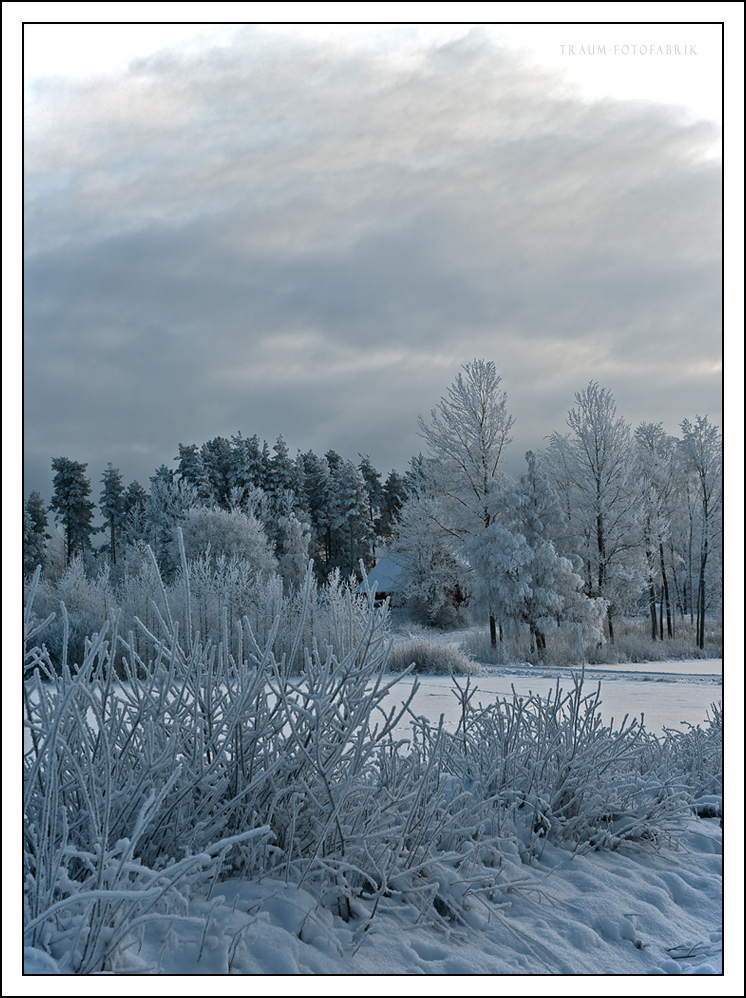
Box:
[387,637,479,675]
[439,673,691,857]
[24,552,722,974]
[25,558,118,671]
[638,702,722,813]
[177,505,278,575]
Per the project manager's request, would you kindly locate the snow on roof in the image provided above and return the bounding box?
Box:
[357,556,404,595]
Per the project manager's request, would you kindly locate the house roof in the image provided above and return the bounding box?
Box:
[357,556,405,595]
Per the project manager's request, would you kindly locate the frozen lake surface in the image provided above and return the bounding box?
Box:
[389,660,722,736]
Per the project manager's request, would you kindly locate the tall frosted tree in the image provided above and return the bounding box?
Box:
[145,465,198,573]
[122,480,148,546]
[303,450,333,570]
[634,423,678,640]
[24,491,51,577]
[680,415,722,649]
[49,457,96,564]
[417,359,515,645]
[501,452,607,656]
[98,464,127,564]
[201,436,233,507]
[378,469,408,540]
[228,432,265,494]
[328,459,374,576]
[546,383,641,643]
[266,435,294,500]
[176,444,212,502]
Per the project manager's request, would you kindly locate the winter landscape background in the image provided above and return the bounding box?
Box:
[15,13,737,987]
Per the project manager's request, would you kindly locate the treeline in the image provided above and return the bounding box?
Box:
[24,437,409,584]
[24,365,722,656]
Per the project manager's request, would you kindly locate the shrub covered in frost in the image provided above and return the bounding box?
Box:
[386,637,479,675]
[23,550,722,974]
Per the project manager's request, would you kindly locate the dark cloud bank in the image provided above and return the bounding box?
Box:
[25,28,721,502]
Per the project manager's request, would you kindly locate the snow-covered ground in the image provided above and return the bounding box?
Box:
[24,813,722,978]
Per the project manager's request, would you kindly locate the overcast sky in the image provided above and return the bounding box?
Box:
[22,17,723,503]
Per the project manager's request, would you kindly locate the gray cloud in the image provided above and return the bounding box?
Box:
[25,29,721,501]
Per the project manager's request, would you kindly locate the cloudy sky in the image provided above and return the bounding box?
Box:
[21,14,724,502]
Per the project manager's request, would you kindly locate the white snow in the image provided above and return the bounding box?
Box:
[22,814,723,978]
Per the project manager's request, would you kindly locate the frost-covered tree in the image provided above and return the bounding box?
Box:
[176,444,212,502]
[177,506,278,577]
[277,509,312,590]
[417,360,515,644]
[49,458,96,564]
[227,432,265,493]
[545,383,641,642]
[634,424,678,640]
[303,450,334,570]
[328,459,375,576]
[378,469,408,540]
[98,464,127,564]
[387,493,469,627]
[358,455,384,550]
[200,436,233,507]
[679,415,722,649]
[463,524,533,641]
[145,466,198,574]
[266,435,295,501]
[24,491,50,577]
[122,480,148,547]
[502,451,606,655]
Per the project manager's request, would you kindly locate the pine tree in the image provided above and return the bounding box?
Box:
[201,436,233,507]
[176,444,212,502]
[122,480,148,546]
[99,463,127,564]
[303,450,333,570]
[145,465,196,572]
[24,490,50,577]
[266,435,294,500]
[328,459,374,576]
[378,469,408,540]
[228,433,265,493]
[49,458,96,564]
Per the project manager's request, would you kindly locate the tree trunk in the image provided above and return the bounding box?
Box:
[688,515,694,623]
[659,589,664,642]
[648,582,658,640]
[697,558,707,649]
[670,556,684,622]
[659,542,672,637]
[489,613,497,649]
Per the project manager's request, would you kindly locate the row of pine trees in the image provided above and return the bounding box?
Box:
[24,436,409,583]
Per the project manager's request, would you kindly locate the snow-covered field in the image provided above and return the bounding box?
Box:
[398,660,722,736]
